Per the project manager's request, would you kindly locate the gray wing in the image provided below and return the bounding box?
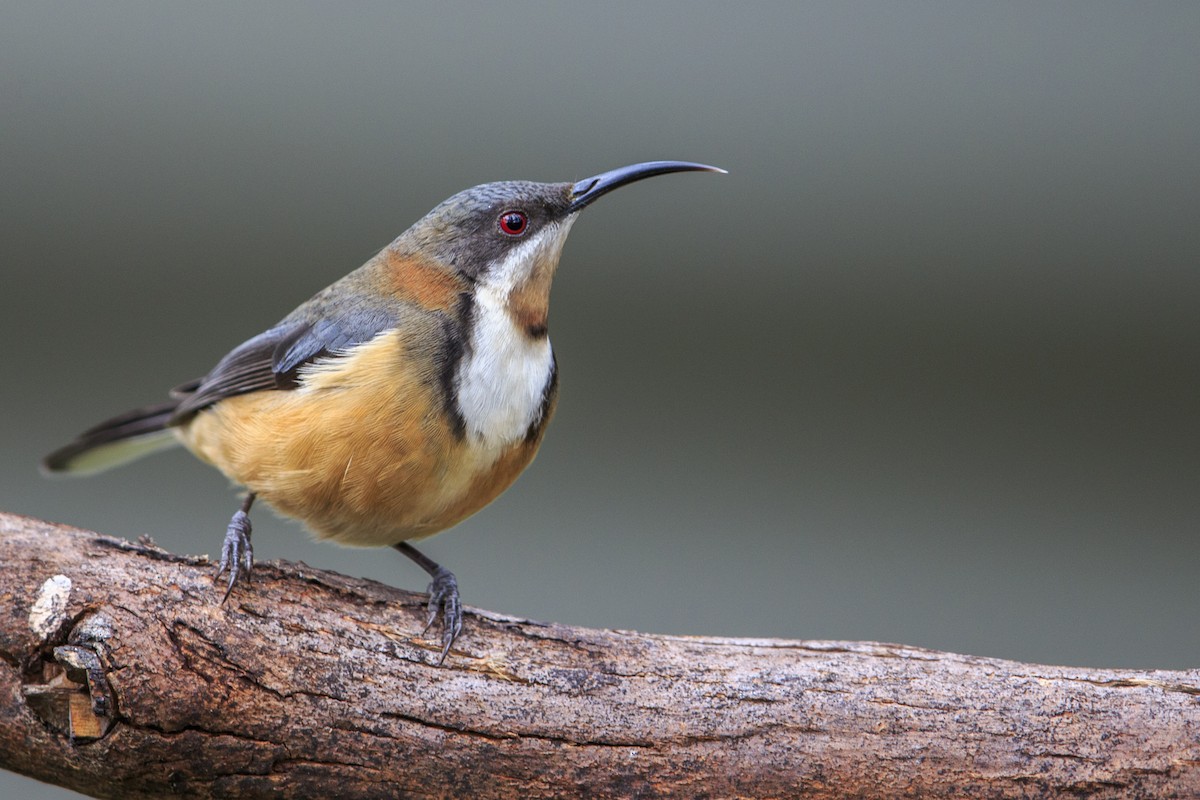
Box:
[169,298,402,423]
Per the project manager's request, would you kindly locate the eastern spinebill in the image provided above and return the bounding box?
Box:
[43,161,725,663]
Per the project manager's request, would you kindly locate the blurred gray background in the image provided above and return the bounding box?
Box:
[2,2,1198,795]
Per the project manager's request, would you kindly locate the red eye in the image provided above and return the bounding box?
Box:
[499,210,528,236]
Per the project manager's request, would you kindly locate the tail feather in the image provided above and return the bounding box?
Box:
[43,401,181,476]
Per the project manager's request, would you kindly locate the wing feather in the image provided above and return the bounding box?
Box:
[170,298,403,423]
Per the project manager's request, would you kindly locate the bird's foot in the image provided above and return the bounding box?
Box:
[421,566,463,665]
[216,509,253,601]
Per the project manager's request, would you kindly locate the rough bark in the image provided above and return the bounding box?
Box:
[0,512,1197,799]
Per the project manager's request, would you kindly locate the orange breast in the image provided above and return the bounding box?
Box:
[175,327,550,546]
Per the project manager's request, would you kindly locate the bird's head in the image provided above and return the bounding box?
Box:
[394,161,725,302]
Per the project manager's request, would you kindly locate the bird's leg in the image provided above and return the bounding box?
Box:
[216,493,256,602]
[393,541,462,664]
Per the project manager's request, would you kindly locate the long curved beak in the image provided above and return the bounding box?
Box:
[568,161,726,212]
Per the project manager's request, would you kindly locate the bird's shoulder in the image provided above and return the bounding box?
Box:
[170,250,472,421]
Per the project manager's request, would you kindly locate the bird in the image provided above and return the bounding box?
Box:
[43,160,725,663]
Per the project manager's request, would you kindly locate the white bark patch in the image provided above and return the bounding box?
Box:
[29,574,72,639]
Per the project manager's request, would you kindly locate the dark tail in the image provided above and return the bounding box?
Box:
[42,401,181,476]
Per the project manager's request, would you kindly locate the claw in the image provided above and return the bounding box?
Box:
[216,509,253,602]
[393,542,465,665]
[421,566,463,665]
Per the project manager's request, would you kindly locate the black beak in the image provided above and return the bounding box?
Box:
[568,161,726,212]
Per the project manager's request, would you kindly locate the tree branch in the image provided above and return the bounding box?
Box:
[1,512,1197,798]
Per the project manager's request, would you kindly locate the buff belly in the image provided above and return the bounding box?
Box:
[174,329,547,546]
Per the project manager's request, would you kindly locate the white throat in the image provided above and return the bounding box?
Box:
[454,224,570,448]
